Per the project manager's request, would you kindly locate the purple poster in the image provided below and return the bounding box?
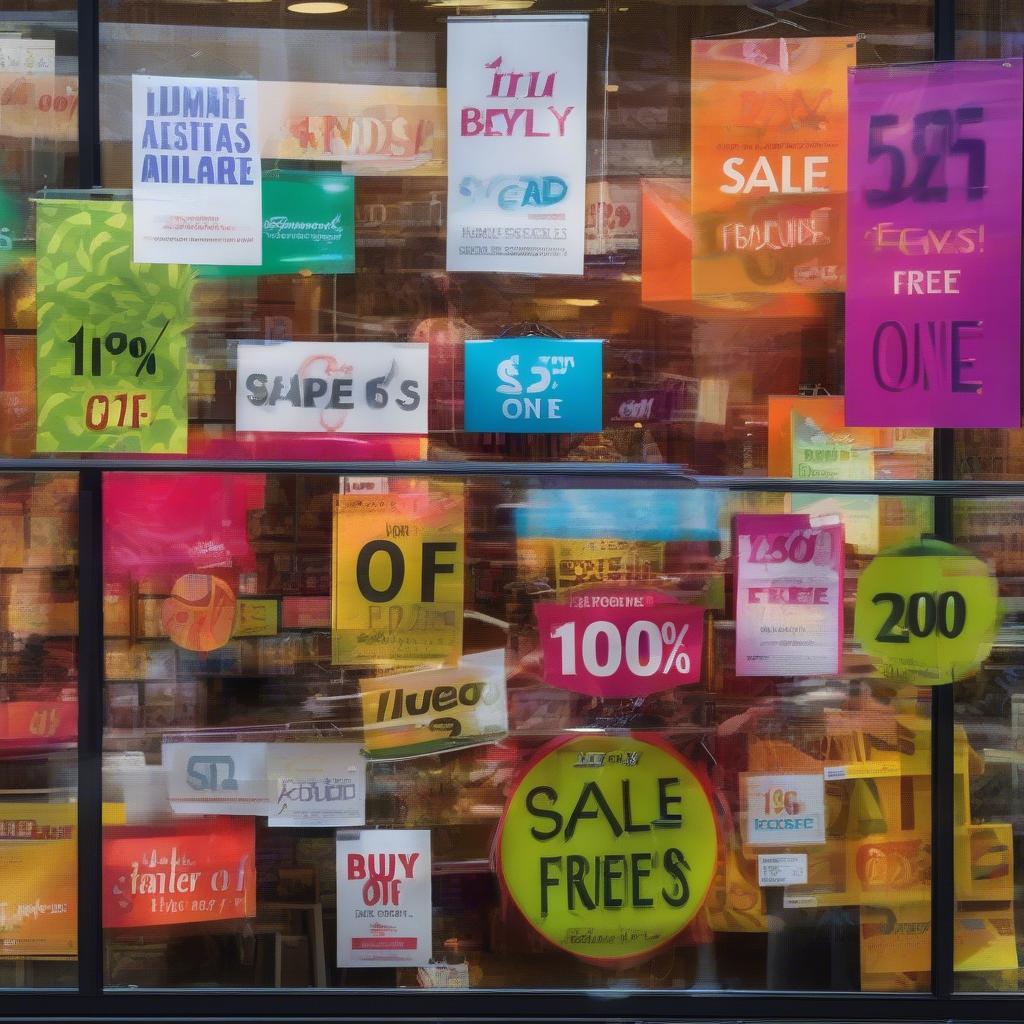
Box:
[845,60,1023,428]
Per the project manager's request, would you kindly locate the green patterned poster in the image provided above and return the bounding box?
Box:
[35,199,194,453]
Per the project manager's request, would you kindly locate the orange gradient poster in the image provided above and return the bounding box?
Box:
[0,803,77,958]
[690,36,854,296]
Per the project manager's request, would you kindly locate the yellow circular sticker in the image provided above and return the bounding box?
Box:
[161,573,236,653]
[497,733,717,964]
[854,538,999,686]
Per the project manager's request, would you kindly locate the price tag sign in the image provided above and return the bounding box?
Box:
[735,514,844,677]
[332,487,464,667]
[236,341,427,435]
[497,733,717,964]
[35,199,193,453]
[854,538,999,685]
[536,594,703,698]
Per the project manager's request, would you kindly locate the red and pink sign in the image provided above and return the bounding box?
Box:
[536,589,704,697]
[845,60,1023,428]
[734,514,844,677]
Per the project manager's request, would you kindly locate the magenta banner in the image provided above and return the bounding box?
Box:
[845,60,1023,428]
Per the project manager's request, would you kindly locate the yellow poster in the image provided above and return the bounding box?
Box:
[690,37,854,295]
[332,486,464,666]
[0,803,77,958]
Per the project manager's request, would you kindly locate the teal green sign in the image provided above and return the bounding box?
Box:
[198,168,355,278]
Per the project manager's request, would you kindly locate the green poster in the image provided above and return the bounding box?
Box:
[35,199,193,453]
[198,169,355,279]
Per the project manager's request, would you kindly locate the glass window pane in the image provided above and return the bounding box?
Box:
[0,472,78,988]
[100,472,933,992]
[92,0,933,471]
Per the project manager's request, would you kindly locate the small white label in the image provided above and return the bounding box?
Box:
[823,765,848,781]
[758,853,808,887]
[782,893,818,909]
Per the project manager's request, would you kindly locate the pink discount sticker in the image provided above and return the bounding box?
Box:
[536,597,704,698]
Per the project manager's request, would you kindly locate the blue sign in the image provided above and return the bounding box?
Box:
[463,337,603,433]
[516,489,723,542]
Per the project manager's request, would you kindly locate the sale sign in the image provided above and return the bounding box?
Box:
[463,337,602,432]
[497,734,717,964]
[132,75,261,265]
[845,60,1023,427]
[734,514,844,676]
[236,341,428,435]
[743,773,825,847]
[446,15,589,275]
[103,817,255,928]
[536,593,703,697]
[854,537,999,685]
[0,803,76,957]
[336,829,432,967]
[332,487,464,666]
[360,649,507,759]
[35,200,193,453]
[690,37,854,295]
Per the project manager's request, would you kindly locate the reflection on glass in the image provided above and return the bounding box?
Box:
[0,473,79,988]
[99,474,939,990]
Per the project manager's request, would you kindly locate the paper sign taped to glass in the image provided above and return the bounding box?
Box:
[446,15,589,275]
[359,648,507,760]
[734,513,845,677]
[690,36,854,295]
[132,75,262,265]
[236,341,428,435]
[336,829,432,967]
[332,487,464,666]
[266,742,366,828]
[163,741,272,816]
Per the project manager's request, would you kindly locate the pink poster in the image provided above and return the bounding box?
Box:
[845,60,1023,427]
[734,514,844,677]
[536,590,703,697]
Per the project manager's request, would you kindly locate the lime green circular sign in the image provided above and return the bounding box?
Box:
[854,538,999,686]
[497,733,717,964]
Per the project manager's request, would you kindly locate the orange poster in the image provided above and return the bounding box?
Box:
[103,817,255,929]
[0,803,77,958]
[690,37,854,296]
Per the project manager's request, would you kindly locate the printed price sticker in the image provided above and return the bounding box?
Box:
[758,853,807,887]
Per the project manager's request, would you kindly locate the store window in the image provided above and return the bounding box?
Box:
[0,0,1022,1016]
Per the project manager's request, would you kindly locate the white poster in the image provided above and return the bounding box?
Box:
[744,772,826,847]
[236,341,428,435]
[132,75,262,265]
[266,742,366,828]
[163,741,271,816]
[446,15,588,276]
[336,829,432,967]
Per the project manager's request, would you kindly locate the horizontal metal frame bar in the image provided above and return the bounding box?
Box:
[3,459,1024,497]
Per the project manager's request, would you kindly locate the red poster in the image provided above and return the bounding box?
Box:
[536,589,704,697]
[103,817,255,928]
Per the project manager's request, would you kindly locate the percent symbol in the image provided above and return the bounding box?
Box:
[66,320,170,377]
[659,621,690,674]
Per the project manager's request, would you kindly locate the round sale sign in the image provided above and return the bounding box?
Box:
[497,733,717,964]
[854,538,999,686]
